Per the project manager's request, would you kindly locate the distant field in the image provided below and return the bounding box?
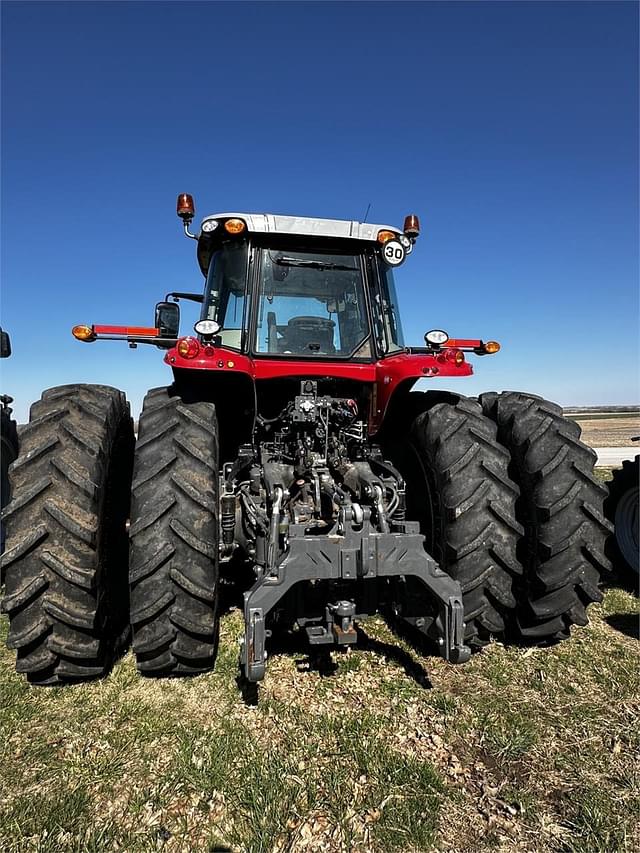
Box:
[565,412,640,449]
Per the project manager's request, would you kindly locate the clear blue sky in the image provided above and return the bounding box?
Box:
[1,0,638,422]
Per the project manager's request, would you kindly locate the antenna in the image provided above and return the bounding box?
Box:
[362,202,371,223]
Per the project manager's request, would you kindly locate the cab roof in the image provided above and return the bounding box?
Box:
[196,212,402,275]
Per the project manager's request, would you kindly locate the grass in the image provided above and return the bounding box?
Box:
[0,584,638,851]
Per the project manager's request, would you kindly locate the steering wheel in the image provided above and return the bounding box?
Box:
[285,316,335,353]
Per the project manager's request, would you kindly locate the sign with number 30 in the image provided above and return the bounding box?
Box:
[381,239,406,267]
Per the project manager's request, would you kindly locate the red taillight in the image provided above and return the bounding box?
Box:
[177,336,200,359]
[443,348,465,366]
[176,193,195,221]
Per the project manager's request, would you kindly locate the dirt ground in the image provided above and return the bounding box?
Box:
[567,413,640,448]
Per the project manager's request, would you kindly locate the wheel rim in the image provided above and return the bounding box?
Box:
[614,485,639,573]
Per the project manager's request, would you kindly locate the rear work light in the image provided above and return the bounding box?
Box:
[224,218,246,234]
[194,319,220,337]
[425,329,449,346]
[177,337,200,359]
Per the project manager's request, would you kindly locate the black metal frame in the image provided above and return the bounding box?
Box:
[239,512,470,682]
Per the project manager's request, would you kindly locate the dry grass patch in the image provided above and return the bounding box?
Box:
[0,584,638,852]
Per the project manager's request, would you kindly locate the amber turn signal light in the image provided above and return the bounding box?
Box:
[484,341,500,354]
[176,193,195,221]
[224,218,246,234]
[72,324,95,342]
[377,230,396,243]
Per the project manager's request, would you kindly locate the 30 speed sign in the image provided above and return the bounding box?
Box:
[381,239,406,267]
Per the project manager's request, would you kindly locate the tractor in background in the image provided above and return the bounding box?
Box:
[1,328,19,565]
[605,440,639,576]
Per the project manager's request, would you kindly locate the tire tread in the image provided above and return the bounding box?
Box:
[480,391,611,640]
[128,387,219,677]
[0,384,134,684]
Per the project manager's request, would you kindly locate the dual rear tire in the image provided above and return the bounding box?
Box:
[395,392,611,646]
[1,384,221,684]
[479,392,612,640]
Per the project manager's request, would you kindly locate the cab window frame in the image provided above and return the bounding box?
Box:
[248,237,376,363]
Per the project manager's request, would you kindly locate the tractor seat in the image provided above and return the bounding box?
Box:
[281,316,336,354]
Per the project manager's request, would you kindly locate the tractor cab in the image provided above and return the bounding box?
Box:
[190,206,413,362]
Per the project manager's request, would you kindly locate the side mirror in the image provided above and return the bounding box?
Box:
[155,302,180,345]
[0,329,11,359]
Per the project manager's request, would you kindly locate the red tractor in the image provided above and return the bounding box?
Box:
[1,196,612,686]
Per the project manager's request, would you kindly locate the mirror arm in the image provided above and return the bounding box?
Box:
[164,291,204,304]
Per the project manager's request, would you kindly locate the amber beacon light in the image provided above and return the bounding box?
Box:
[403,214,420,238]
[176,193,195,222]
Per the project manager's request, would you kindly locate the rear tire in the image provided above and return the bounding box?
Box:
[605,456,639,575]
[394,395,522,647]
[129,387,220,676]
[0,385,134,684]
[480,392,612,640]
